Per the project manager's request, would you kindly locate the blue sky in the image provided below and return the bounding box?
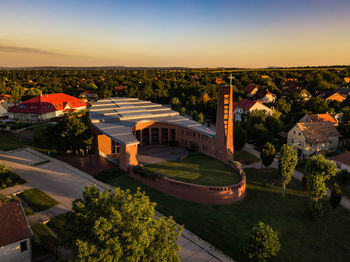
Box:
[1,0,349,67]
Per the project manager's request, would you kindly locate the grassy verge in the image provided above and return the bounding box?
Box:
[145,153,241,186]
[234,150,260,164]
[0,167,26,189]
[19,188,58,212]
[32,223,58,256]
[94,167,350,262]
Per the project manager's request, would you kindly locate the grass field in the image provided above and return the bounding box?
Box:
[234,150,260,164]
[94,167,350,261]
[144,153,241,186]
[19,188,58,212]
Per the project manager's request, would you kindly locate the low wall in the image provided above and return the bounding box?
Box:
[129,166,246,205]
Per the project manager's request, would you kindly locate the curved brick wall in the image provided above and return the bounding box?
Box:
[129,165,246,205]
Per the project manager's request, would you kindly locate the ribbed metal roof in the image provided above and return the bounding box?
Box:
[90,97,216,145]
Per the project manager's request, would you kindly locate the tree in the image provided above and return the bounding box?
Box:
[170,97,181,111]
[198,112,204,124]
[246,221,280,261]
[261,142,276,168]
[47,114,93,154]
[233,123,247,151]
[305,154,337,215]
[278,144,298,197]
[330,183,342,210]
[72,186,183,261]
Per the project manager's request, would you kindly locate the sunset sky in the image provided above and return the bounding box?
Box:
[1,0,350,68]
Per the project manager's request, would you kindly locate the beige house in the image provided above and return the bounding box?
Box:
[233,99,272,122]
[299,113,338,126]
[0,201,33,262]
[287,122,339,158]
[253,90,276,104]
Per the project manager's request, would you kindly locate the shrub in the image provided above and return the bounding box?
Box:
[246,221,280,261]
[330,183,342,210]
[261,142,276,168]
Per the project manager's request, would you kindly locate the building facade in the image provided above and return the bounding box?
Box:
[233,99,272,122]
[90,85,234,171]
[287,122,339,158]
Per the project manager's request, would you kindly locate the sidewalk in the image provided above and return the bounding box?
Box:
[242,143,350,210]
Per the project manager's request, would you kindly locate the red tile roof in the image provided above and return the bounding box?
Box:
[244,84,259,93]
[0,94,11,101]
[253,90,274,99]
[309,114,338,125]
[9,93,86,114]
[234,99,262,110]
[0,201,32,247]
[330,151,350,166]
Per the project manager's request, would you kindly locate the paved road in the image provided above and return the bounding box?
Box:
[242,143,350,210]
[0,148,233,262]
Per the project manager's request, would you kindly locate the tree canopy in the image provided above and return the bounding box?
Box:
[72,185,183,262]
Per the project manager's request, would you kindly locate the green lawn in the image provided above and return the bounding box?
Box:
[234,150,260,164]
[0,133,25,151]
[144,153,241,186]
[0,167,26,189]
[19,188,58,212]
[94,167,350,261]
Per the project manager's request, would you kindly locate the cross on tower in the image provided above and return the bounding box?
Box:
[228,74,234,86]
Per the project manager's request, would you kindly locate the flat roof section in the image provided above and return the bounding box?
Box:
[90,97,216,145]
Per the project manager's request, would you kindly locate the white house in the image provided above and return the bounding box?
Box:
[8,93,87,122]
[0,201,33,262]
[330,151,350,172]
[233,99,272,122]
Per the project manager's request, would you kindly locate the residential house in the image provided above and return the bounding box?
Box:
[282,83,311,101]
[244,84,259,97]
[8,93,86,122]
[299,113,338,126]
[252,90,276,104]
[233,99,272,122]
[334,86,350,98]
[114,85,127,96]
[0,94,14,118]
[329,151,350,172]
[287,121,339,158]
[215,78,223,85]
[0,201,33,262]
[325,92,346,102]
[79,90,98,102]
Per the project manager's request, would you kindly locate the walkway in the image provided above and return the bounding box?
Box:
[138,145,188,166]
[242,143,350,210]
[0,148,233,262]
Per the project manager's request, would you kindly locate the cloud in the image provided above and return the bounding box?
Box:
[0,44,69,56]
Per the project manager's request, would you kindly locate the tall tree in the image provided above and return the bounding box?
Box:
[278,144,298,197]
[305,154,337,215]
[73,186,183,261]
[261,142,276,168]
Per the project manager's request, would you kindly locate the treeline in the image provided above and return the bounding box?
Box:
[0,67,349,124]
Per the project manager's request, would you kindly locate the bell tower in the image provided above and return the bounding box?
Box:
[215,76,234,162]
